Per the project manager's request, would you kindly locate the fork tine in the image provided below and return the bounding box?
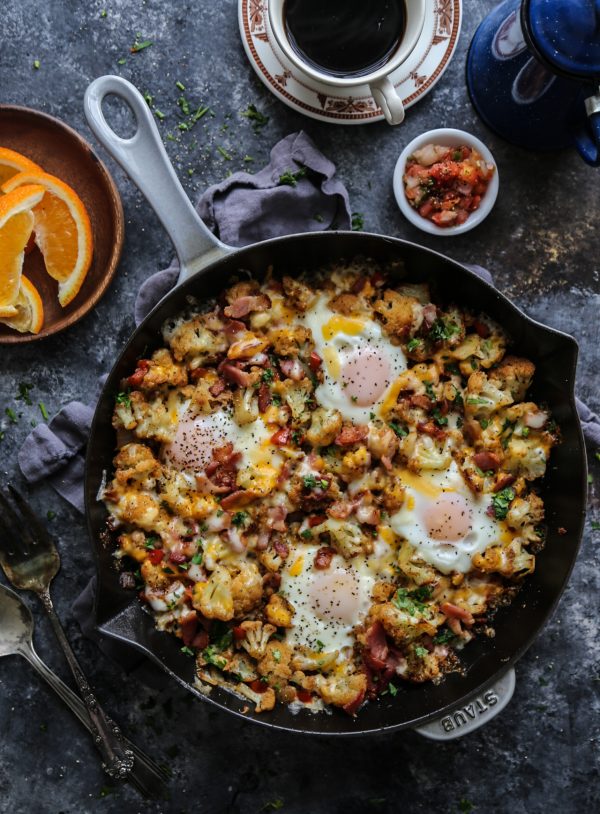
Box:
[0,490,34,554]
[7,485,54,549]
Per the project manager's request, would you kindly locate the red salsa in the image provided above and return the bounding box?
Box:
[403,143,495,228]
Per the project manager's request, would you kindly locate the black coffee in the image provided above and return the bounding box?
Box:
[284,0,406,78]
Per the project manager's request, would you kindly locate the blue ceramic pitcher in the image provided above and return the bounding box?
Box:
[467,0,600,166]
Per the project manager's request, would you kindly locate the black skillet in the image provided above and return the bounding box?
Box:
[83,76,587,739]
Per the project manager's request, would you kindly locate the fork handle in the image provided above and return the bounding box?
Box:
[19,645,167,799]
[38,588,134,781]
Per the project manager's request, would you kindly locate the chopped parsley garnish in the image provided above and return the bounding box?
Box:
[38,402,49,421]
[33,59,40,69]
[16,382,33,405]
[300,529,313,540]
[388,421,408,438]
[154,109,165,120]
[424,382,436,401]
[393,587,432,616]
[314,213,324,223]
[232,511,249,527]
[414,646,428,658]
[522,427,530,438]
[491,487,516,520]
[271,393,282,406]
[163,567,175,575]
[180,646,194,657]
[278,167,306,187]
[241,103,269,129]
[315,639,325,652]
[452,150,462,161]
[466,396,487,406]
[131,37,153,53]
[479,418,489,430]
[351,395,358,403]
[303,475,329,491]
[433,628,456,644]
[591,521,600,531]
[452,385,464,408]
[202,646,227,670]
[273,649,281,663]
[388,682,398,696]
[175,80,186,91]
[115,391,131,408]
[46,510,56,521]
[5,407,18,423]
[145,536,158,549]
[429,318,460,343]
[407,338,421,352]
[432,407,448,428]
[351,212,364,231]
[178,95,191,116]
[501,418,516,449]
[217,145,232,160]
[458,800,474,814]
[261,368,275,383]
[191,552,203,565]
[291,430,303,444]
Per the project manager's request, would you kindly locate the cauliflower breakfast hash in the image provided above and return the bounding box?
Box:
[103,258,558,716]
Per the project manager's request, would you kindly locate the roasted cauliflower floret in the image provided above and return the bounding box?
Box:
[312,673,367,712]
[341,446,371,481]
[373,290,423,338]
[404,644,443,683]
[236,682,276,713]
[314,517,371,558]
[257,641,293,686]
[489,355,535,401]
[140,558,170,589]
[239,620,277,659]
[265,593,295,628]
[369,598,437,646]
[305,407,343,447]
[231,562,264,617]
[118,530,149,563]
[472,538,535,577]
[136,348,188,390]
[465,370,514,417]
[162,312,228,364]
[282,275,316,311]
[506,493,544,529]
[192,565,234,621]
[113,443,161,488]
[268,326,312,357]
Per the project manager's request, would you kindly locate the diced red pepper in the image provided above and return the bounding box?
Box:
[148,549,164,565]
[296,688,313,703]
[309,351,322,372]
[271,427,291,446]
[233,625,247,641]
[343,687,366,716]
[249,679,269,694]
[308,514,327,527]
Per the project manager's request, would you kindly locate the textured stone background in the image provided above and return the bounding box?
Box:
[0,1,599,812]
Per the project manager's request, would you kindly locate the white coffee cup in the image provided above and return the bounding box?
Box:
[268,0,426,125]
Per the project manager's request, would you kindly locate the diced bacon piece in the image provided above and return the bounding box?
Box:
[220,490,257,510]
[327,500,354,520]
[126,359,150,388]
[191,629,209,650]
[473,451,502,472]
[313,546,335,569]
[309,351,322,372]
[180,613,198,646]
[441,602,474,626]
[335,425,369,446]
[364,622,389,671]
[223,294,271,319]
[273,539,290,559]
[355,501,380,526]
[308,514,327,527]
[271,427,291,446]
[279,358,305,381]
[267,506,288,532]
[342,686,366,716]
[258,383,272,413]
[221,364,254,387]
[224,319,246,336]
[410,394,433,411]
[422,303,437,328]
[417,421,447,440]
[209,379,226,397]
[493,473,516,493]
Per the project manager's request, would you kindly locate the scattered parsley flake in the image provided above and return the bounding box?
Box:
[5,407,18,424]
[241,104,269,129]
[243,154,254,163]
[300,528,313,540]
[351,212,364,231]
[491,487,515,520]
[131,38,153,53]
[261,801,284,812]
[406,338,420,352]
[115,391,131,409]
[33,59,40,70]
[414,645,428,658]
[388,682,398,696]
[217,145,232,160]
[388,421,408,438]
[180,646,194,657]
[591,521,600,531]
[433,628,455,644]
[314,213,324,222]
[117,58,127,65]
[278,167,306,187]
[458,800,474,814]
[100,9,107,17]
[232,511,249,527]
[154,109,165,120]
[191,552,203,565]
[175,80,186,91]
[16,382,33,405]
[46,510,56,521]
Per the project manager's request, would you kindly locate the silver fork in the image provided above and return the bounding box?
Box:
[0,581,168,799]
[0,485,166,795]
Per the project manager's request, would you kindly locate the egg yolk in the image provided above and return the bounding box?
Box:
[423,493,473,541]
[308,567,361,625]
[340,347,390,406]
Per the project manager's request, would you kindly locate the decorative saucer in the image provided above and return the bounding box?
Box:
[238,0,462,125]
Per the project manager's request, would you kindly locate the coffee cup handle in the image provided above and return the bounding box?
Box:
[370,77,405,125]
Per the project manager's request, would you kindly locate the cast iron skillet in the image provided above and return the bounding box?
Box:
[83,76,587,737]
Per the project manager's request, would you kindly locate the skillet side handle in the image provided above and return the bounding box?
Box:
[83,75,232,282]
[414,668,516,741]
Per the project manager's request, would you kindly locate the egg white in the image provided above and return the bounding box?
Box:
[389,460,506,574]
[302,297,407,423]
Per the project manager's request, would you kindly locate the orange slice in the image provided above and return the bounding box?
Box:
[2,170,93,307]
[0,147,42,188]
[0,184,45,315]
[0,276,44,334]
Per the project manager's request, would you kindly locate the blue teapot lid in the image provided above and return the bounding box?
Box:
[526,0,600,80]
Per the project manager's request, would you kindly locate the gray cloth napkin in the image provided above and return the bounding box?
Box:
[15,140,599,674]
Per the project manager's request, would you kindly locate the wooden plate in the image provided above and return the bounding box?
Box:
[0,105,124,343]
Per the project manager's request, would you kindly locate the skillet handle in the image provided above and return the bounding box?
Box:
[83,75,232,283]
[414,668,516,741]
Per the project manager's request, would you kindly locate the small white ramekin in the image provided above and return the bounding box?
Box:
[393,128,499,236]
